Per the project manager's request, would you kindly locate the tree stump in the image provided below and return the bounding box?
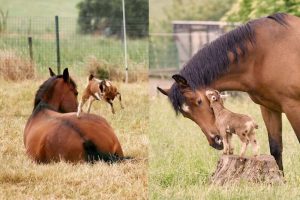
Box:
[210,154,284,185]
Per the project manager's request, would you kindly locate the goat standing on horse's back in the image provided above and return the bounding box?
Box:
[77,74,124,118]
[24,68,126,163]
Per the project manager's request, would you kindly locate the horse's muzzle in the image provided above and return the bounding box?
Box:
[210,135,224,150]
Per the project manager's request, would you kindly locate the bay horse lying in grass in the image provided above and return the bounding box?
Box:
[24,68,125,163]
[158,13,300,171]
[77,74,123,118]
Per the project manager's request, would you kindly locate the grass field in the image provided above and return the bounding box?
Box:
[0,34,149,75]
[0,0,81,17]
[0,76,148,199]
[149,94,300,199]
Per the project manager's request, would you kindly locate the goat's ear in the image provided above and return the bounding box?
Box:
[172,74,189,88]
[88,74,94,81]
[205,90,214,97]
[49,68,56,77]
[214,90,220,95]
[220,94,229,99]
[99,81,105,93]
[62,68,70,82]
[157,87,170,96]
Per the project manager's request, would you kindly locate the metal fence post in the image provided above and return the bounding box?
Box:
[55,15,61,74]
[122,0,128,83]
[28,36,33,63]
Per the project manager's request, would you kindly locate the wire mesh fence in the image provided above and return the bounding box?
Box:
[0,16,148,77]
[149,21,239,77]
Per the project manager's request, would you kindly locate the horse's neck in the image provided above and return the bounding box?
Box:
[211,53,256,92]
[32,101,58,116]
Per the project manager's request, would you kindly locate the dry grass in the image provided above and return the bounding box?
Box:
[149,94,300,199]
[0,50,35,81]
[0,76,148,199]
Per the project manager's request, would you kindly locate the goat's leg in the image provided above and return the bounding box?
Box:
[77,98,87,118]
[117,92,124,109]
[86,96,95,113]
[107,99,115,114]
[227,133,234,155]
[250,132,260,156]
[222,132,229,155]
[260,105,283,171]
[240,141,248,157]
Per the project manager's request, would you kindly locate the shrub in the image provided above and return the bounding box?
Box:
[0,50,35,81]
[86,56,148,82]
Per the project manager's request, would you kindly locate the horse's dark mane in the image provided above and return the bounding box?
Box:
[267,13,288,26]
[169,13,288,113]
[33,75,77,113]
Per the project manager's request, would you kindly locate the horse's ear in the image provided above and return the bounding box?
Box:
[172,74,189,88]
[157,86,170,96]
[49,68,56,77]
[63,68,70,82]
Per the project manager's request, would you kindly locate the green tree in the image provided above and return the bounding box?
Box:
[77,0,148,38]
[223,0,300,22]
[154,0,236,32]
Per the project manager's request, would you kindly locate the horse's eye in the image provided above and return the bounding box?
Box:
[75,91,78,96]
[197,99,202,105]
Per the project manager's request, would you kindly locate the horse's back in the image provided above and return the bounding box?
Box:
[24,111,123,163]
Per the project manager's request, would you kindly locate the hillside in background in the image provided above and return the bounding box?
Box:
[0,0,81,17]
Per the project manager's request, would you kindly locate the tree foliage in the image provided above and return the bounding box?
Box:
[152,0,236,32]
[77,0,148,38]
[165,0,236,21]
[223,0,300,22]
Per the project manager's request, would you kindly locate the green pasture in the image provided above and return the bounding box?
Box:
[0,0,81,17]
[149,94,300,199]
[0,34,148,75]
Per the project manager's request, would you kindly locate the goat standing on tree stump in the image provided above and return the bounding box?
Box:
[205,90,259,157]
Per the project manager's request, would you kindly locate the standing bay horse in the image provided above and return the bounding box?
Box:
[157,13,300,171]
[24,68,125,163]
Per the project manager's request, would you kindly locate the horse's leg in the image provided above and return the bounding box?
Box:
[117,92,124,109]
[87,96,95,113]
[260,105,283,170]
[283,103,300,143]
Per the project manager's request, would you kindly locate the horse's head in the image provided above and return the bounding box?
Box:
[157,74,223,150]
[49,68,78,112]
[34,68,78,113]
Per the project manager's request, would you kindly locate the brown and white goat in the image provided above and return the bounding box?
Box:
[205,90,259,157]
[77,74,124,117]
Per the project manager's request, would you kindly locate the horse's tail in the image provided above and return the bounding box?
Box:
[83,140,132,163]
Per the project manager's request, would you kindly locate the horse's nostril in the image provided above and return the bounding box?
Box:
[214,135,222,144]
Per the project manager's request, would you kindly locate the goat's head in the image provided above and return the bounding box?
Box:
[205,90,227,107]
